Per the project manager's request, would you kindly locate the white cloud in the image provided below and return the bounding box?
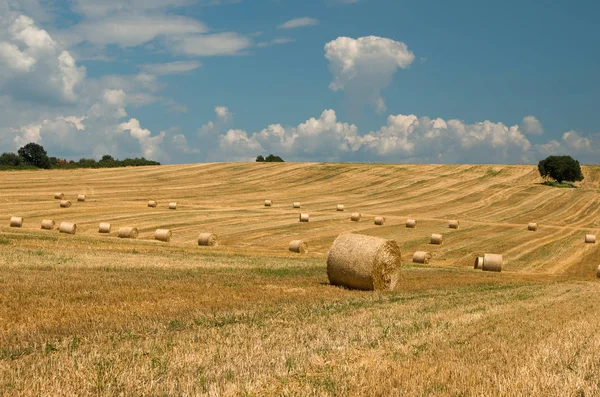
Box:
[325,36,415,113]
[140,60,202,75]
[520,115,544,135]
[169,32,252,56]
[278,17,318,29]
[70,0,194,18]
[0,41,36,71]
[257,37,295,48]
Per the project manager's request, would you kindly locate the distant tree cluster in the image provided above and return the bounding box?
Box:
[256,154,284,162]
[538,155,584,184]
[0,143,160,170]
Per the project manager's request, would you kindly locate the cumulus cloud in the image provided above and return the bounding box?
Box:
[325,36,415,114]
[278,17,318,29]
[520,115,543,135]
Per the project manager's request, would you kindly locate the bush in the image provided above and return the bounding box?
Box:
[0,152,22,167]
[256,154,284,162]
[538,155,584,183]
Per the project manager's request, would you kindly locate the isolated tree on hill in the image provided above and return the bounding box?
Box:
[17,143,51,169]
[256,155,265,162]
[265,154,284,162]
[538,155,584,183]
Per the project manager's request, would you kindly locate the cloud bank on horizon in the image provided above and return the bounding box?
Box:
[0,0,598,165]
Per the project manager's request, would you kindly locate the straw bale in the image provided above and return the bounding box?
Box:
[474,256,484,269]
[155,229,172,242]
[336,204,344,211]
[41,219,55,230]
[350,213,361,222]
[148,200,158,208]
[406,219,416,228]
[98,222,111,234]
[585,234,596,244]
[77,194,86,202]
[198,233,218,246]
[118,226,138,239]
[293,202,300,208]
[59,222,76,234]
[449,220,459,229]
[374,216,385,226]
[54,193,64,199]
[299,213,309,222]
[289,240,308,253]
[327,233,401,291]
[264,200,272,207]
[597,265,600,278]
[168,202,177,210]
[528,223,538,231]
[482,253,502,272]
[412,251,431,264]
[9,216,23,227]
[60,200,71,208]
[430,233,443,245]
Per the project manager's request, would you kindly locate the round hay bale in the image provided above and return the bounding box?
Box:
[98,222,111,234]
[9,216,23,228]
[326,233,401,291]
[264,200,272,207]
[54,192,64,200]
[596,265,600,278]
[198,233,218,247]
[412,251,431,264]
[336,204,345,211]
[118,227,138,239]
[77,194,86,202]
[41,219,55,230]
[289,240,308,253]
[60,200,71,208]
[449,220,459,229]
[528,222,538,231]
[430,234,443,245]
[585,234,596,244]
[350,213,361,222]
[168,202,177,210]
[292,202,300,208]
[59,222,76,235]
[482,253,502,272]
[406,219,416,228]
[155,229,172,242]
[299,213,309,222]
[474,256,484,269]
[148,200,158,208]
[374,216,385,226]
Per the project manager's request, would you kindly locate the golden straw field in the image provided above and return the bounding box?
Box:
[2,162,600,396]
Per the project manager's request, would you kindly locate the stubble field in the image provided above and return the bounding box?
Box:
[1,162,600,396]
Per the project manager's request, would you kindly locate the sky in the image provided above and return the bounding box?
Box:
[0,0,599,164]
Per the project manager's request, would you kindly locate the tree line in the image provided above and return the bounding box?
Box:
[0,143,160,170]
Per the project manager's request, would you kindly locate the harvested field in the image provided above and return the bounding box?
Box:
[1,163,600,395]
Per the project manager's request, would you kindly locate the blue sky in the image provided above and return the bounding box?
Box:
[1,0,599,164]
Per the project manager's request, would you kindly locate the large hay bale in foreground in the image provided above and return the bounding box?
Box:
[528,223,538,231]
[585,234,596,244]
[155,229,172,242]
[406,219,416,228]
[474,256,483,269]
[430,234,443,245]
[289,240,308,253]
[98,222,111,234]
[299,213,309,222]
[482,254,502,272]
[168,202,177,210]
[350,213,361,222]
[77,194,86,202]
[60,200,71,208]
[336,204,344,211]
[41,219,55,230]
[59,222,76,234]
[292,202,300,208]
[10,216,23,228]
[374,216,385,226]
[264,200,272,207]
[327,233,401,291]
[118,227,138,239]
[596,265,600,278]
[412,251,431,264]
[198,233,218,247]
[148,200,157,208]
[54,192,64,200]
[449,220,459,229]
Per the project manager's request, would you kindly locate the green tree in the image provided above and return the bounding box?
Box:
[100,155,115,162]
[538,155,584,183]
[265,154,284,162]
[17,143,51,169]
[0,152,22,166]
[256,155,265,162]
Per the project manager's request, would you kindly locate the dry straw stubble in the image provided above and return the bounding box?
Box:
[289,240,308,253]
[412,251,431,264]
[41,219,55,230]
[59,222,76,234]
[198,233,218,247]
[155,229,172,242]
[9,216,23,227]
[327,233,401,291]
[98,223,111,234]
[118,227,138,239]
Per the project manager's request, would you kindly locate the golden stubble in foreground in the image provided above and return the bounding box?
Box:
[1,163,600,396]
